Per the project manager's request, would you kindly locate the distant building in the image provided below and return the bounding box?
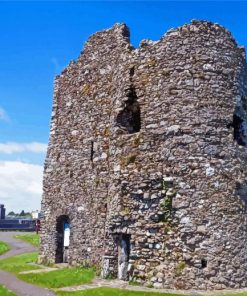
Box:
[0,204,6,220]
[31,210,40,220]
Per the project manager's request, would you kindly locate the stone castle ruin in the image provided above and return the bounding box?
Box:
[40,20,247,290]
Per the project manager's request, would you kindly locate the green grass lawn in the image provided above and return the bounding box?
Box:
[0,241,10,255]
[0,252,40,273]
[15,233,40,247]
[0,285,16,296]
[56,288,186,296]
[18,266,95,288]
[0,251,95,289]
[0,251,246,296]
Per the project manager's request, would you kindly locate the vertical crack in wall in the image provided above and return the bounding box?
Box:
[90,141,94,161]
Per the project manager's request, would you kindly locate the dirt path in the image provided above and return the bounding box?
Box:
[0,231,55,296]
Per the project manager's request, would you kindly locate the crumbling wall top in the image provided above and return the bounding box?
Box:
[57,20,246,80]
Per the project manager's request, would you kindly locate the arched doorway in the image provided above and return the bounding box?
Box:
[55,215,70,263]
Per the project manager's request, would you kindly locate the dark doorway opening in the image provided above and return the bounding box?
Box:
[116,86,141,134]
[55,215,70,263]
[118,234,131,280]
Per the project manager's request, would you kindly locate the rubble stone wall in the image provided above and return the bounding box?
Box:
[40,20,247,290]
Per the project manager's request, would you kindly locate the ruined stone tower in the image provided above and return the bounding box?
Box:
[40,20,247,290]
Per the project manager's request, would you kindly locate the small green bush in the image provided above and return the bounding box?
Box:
[158,196,174,223]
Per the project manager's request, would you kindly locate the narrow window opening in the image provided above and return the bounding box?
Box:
[90,141,94,161]
[104,203,108,215]
[116,86,141,134]
[233,95,247,147]
[233,114,246,146]
[242,95,247,111]
[201,258,207,269]
[129,67,135,77]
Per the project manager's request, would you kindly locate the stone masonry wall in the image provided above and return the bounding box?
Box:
[40,20,247,290]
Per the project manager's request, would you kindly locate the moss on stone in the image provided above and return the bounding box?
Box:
[175,261,187,276]
[120,154,137,167]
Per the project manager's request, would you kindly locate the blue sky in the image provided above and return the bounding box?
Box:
[0,1,246,212]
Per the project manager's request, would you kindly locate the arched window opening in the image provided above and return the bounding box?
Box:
[116,87,141,134]
[55,215,70,263]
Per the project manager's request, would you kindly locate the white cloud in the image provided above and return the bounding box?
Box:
[0,142,47,154]
[0,161,43,213]
[0,107,9,122]
[51,57,61,73]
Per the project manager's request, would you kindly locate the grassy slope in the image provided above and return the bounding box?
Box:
[0,285,16,296]
[0,241,10,255]
[15,234,40,247]
[18,267,95,288]
[56,287,186,296]
[0,252,40,273]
